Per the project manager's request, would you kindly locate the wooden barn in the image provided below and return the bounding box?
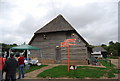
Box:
[29,15,91,65]
[91,47,107,58]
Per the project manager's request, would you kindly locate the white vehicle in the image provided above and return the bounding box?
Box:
[24,59,40,66]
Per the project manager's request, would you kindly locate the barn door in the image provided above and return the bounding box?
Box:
[55,47,61,63]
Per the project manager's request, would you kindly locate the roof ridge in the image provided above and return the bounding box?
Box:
[35,15,75,34]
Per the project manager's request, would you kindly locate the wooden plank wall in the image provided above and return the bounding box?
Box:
[30,31,89,64]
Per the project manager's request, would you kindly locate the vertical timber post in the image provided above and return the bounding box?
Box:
[68,45,70,72]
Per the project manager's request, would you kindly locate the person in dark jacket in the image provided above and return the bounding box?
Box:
[3,53,18,81]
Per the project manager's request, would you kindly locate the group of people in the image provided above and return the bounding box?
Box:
[1,53,25,81]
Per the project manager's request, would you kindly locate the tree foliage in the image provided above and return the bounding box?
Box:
[1,43,17,52]
[101,41,120,56]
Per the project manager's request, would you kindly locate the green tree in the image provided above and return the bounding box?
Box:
[108,41,120,56]
[1,43,18,52]
[101,44,108,51]
[101,41,120,56]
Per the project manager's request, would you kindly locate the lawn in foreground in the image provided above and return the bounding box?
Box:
[100,60,120,78]
[24,65,47,73]
[37,65,106,78]
[37,62,120,78]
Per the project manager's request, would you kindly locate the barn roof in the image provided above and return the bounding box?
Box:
[30,15,89,45]
[35,15,75,33]
[92,47,107,52]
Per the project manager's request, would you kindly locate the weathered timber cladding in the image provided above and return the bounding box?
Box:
[30,31,89,64]
[30,32,66,60]
[61,60,88,65]
[29,15,91,64]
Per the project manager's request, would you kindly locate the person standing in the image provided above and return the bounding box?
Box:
[0,56,3,81]
[0,54,6,73]
[0,54,6,81]
[3,53,18,81]
[18,53,25,79]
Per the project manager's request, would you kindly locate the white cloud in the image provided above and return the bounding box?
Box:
[0,0,118,45]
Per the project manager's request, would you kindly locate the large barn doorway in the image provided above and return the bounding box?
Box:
[55,46,61,64]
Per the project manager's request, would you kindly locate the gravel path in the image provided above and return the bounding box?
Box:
[24,64,59,79]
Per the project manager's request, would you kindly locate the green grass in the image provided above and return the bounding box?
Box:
[100,60,115,68]
[24,65,47,73]
[107,56,119,59]
[37,65,111,78]
[36,59,120,78]
[37,60,120,78]
[100,60,120,78]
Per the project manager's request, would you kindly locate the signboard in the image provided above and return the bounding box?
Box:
[64,39,76,43]
[61,42,69,47]
[61,39,76,72]
[61,39,76,47]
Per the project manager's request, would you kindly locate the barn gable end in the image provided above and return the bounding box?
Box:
[29,15,91,65]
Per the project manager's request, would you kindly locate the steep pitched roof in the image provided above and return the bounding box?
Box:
[35,15,75,33]
[29,15,89,45]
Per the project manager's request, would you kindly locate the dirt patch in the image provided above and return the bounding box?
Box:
[110,59,118,68]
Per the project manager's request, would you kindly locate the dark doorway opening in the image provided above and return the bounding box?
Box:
[55,46,61,64]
